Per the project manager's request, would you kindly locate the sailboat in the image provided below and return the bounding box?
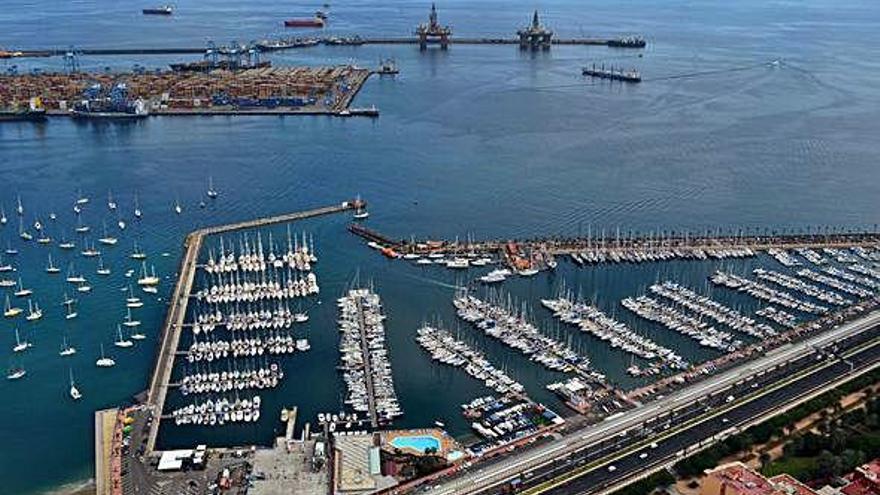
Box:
[4,295,23,318]
[96,256,111,276]
[5,242,17,255]
[75,189,90,206]
[130,241,147,260]
[134,193,143,219]
[25,300,42,321]
[77,280,92,293]
[64,295,78,320]
[12,328,32,353]
[81,239,100,257]
[0,254,12,272]
[16,195,24,216]
[98,221,118,245]
[6,365,25,380]
[14,277,33,297]
[58,232,75,250]
[123,308,141,328]
[46,253,61,274]
[0,205,7,225]
[66,263,86,284]
[69,369,83,399]
[126,286,143,308]
[174,197,182,215]
[353,194,369,220]
[96,343,116,367]
[207,176,219,199]
[107,190,117,211]
[114,324,134,348]
[60,336,77,357]
[75,213,90,234]
[18,217,33,241]
[137,262,160,286]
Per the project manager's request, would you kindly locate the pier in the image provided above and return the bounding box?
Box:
[354,294,380,428]
[143,200,359,455]
[347,225,880,266]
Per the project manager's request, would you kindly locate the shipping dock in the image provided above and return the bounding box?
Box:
[0,66,373,117]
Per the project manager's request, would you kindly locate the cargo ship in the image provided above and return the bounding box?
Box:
[70,83,149,119]
[284,17,325,28]
[0,98,47,122]
[255,37,320,51]
[169,60,271,72]
[142,5,173,15]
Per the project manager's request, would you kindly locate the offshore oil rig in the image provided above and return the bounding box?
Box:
[415,3,451,50]
[517,10,553,50]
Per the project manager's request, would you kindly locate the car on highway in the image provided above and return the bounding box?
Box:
[607,465,617,472]
[639,452,648,459]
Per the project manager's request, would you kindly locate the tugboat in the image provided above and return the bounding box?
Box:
[142,5,173,15]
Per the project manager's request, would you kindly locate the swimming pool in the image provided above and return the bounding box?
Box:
[390,435,442,453]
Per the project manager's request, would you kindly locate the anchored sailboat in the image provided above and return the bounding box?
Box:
[114,324,134,348]
[96,343,116,367]
[69,369,83,399]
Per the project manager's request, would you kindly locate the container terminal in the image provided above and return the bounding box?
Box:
[0,65,373,117]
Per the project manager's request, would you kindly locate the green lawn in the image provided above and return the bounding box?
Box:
[762,456,816,479]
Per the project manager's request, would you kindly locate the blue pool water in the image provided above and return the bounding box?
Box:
[391,435,442,453]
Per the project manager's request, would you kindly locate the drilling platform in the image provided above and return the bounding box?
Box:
[517,10,553,50]
[415,3,451,50]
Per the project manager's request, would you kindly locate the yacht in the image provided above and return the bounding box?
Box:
[69,369,83,400]
[114,324,134,348]
[12,328,32,353]
[46,254,61,274]
[96,344,116,367]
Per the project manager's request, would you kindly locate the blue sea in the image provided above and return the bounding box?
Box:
[1,0,879,493]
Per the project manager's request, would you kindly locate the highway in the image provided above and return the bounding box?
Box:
[427,309,880,495]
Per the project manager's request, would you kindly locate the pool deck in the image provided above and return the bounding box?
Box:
[382,428,458,457]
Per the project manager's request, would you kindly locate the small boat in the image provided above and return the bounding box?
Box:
[58,236,75,250]
[77,281,92,293]
[0,206,6,225]
[5,242,18,255]
[64,298,78,320]
[0,255,13,272]
[142,286,158,294]
[18,218,32,241]
[143,5,173,15]
[12,328,32,353]
[69,369,83,399]
[16,195,24,216]
[134,194,143,219]
[294,312,309,323]
[81,241,100,257]
[107,190,117,211]
[207,176,219,199]
[174,198,182,215]
[96,344,116,367]
[6,366,26,380]
[75,215,90,233]
[114,324,134,348]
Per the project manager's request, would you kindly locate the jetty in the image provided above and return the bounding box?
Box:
[143,199,361,454]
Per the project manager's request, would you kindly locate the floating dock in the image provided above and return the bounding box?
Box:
[582,64,641,83]
[144,200,360,455]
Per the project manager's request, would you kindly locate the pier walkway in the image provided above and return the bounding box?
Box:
[143,200,358,455]
[348,227,880,259]
[354,294,380,428]
[11,38,634,58]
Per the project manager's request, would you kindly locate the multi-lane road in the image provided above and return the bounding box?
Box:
[428,309,880,495]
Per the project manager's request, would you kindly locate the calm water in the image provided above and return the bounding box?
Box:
[2,0,880,493]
